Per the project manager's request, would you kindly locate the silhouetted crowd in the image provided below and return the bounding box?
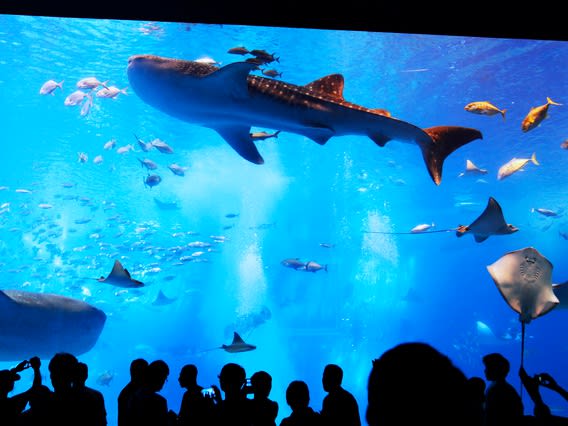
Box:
[1,341,567,426]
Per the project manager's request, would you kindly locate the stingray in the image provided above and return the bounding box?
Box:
[487,247,559,367]
[456,197,518,242]
[552,281,567,308]
[363,197,518,243]
[152,289,177,306]
[221,332,256,353]
[97,259,144,288]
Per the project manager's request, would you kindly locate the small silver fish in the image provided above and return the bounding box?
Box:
[305,260,327,273]
[411,223,435,233]
[96,86,128,98]
[39,79,64,95]
[497,153,539,180]
[103,139,116,150]
[150,139,174,154]
[64,90,88,106]
[138,158,158,170]
[116,144,133,154]
[168,164,186,176]
[77,77,108,90]
[531,208,559,217]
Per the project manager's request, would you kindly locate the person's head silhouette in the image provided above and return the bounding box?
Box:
[286,380,310,411]
[250,370,272,398]
[219,363,246,398]
[146,360,169,392]
[48,352,79,393]
[129,358,148,385]
[366,342,469,426]
[178,364,198,389]
[322,364,343,393]
[482,353,510,382]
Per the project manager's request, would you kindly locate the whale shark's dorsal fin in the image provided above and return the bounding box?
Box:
[232,332,245,344]
[203,62,258,99]
[304,74,345,100]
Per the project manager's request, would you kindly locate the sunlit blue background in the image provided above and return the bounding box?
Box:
[1,14,567,424]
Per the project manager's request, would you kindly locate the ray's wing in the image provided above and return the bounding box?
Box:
[469,197,507,234]
[232,332,245,344]
[108,260,130,280]
[487,247,559,323]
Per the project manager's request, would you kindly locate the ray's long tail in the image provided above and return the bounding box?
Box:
[364,228,457,235]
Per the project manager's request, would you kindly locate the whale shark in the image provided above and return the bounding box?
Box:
[127,55,483,185]
[0,289,106,361]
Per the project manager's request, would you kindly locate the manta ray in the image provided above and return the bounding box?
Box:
[456,197,519,242]
[127,55,483,185]
[0,289,106,360]
[97,259,144,288]
[221,332,256,353]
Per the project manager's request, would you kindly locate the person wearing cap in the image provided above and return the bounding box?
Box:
[0,356,41,425]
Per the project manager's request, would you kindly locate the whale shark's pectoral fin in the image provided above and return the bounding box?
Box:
[206,62,259,99]
[215,126,265,164]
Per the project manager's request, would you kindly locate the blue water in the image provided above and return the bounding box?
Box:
[1,14,567,424]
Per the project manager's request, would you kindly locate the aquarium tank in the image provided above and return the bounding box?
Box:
[0,13,567,424]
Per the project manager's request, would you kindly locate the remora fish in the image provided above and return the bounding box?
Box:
[127,55,482,185]
[0,289,106,360]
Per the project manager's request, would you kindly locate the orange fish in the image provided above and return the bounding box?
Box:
[464,101,506,120]
[521,97,562,132]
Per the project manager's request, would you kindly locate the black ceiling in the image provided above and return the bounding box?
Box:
[1,1,567,42]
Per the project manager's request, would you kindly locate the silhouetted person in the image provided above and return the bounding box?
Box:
[482,352,524,426]
[118,358,148,426]
[366,342,471,426]
[129,359,174,426]
[519,366,568,425]
[0,357,41,425]
[177,364,213,426]
[47,352,82,426]
[211,362,252,426]
[75,361,108,426]
[248,370,278,426]
[280,380,322,426]
[320,364,361,426]
[465,376,486,426]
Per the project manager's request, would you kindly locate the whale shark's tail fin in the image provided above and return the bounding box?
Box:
[421,126,483,185]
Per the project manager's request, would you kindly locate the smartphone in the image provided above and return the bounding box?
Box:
[201,387,215,397]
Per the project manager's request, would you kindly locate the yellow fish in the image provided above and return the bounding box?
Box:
[464,101,506,120]
[521,97,562,132]
[497,153,539,180]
